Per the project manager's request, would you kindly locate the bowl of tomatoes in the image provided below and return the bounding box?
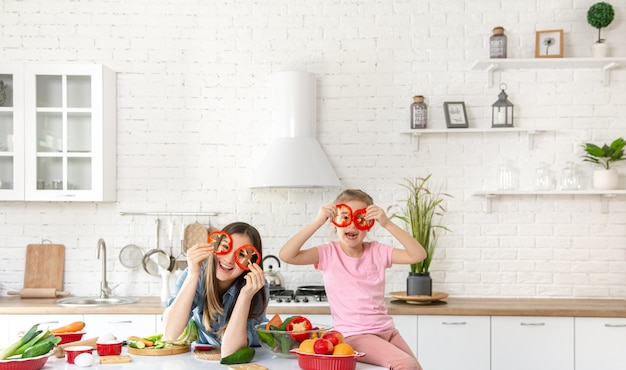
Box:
[255,315,331,359]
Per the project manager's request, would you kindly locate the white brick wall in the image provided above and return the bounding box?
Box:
[0,0,625,299]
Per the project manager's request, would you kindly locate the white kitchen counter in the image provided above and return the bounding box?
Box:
[41,347,385,369]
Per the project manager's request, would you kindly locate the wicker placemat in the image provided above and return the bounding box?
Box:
[192,347,221,361]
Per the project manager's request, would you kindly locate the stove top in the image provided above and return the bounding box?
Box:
[268,287,328,306]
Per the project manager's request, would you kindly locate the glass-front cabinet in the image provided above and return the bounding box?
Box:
[0,64,116,201]
[0,64,25,200]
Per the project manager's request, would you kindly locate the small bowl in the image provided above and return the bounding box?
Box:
[0,351,52,370]
[96,341,123,356]
[255,323,332,359]
[290,350,366,370]
[64,346,93,364]
[54,331,86,345]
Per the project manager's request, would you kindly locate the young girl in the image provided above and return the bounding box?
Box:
[280,190,425,370]
[163,222,268,357]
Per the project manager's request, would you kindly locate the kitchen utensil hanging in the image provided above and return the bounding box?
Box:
[119,217,144,269]
[166,218,176,272]
[183,221,208,255]
[142,218,171,277]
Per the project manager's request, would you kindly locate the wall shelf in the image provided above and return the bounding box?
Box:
[401,128,550,150]
[472,190,626,213]
[471,57,626,87]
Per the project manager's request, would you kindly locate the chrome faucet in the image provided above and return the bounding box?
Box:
[97,238,112,299]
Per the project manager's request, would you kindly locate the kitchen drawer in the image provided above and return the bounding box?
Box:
[575,317,626,370]
[418,315,489,370]
[83,314,157,340]
[491,316,573,370]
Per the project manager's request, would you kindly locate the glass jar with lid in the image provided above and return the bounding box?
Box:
[410,95,428,129]
[489,26,507,58]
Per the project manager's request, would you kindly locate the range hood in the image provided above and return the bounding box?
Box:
[249,71,341,188]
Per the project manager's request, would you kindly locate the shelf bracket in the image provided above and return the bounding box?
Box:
[600,194,615,214]
[601,62,616,87]
[482,194,497,213]
[409,132,421,150]
[485,64,497,88]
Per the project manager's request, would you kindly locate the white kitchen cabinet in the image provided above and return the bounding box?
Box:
[417,315,490,370]
[575,317,626,370]
[0,64,25,200]
[0,63,116,201]
[83,314,157,340]
[393,315,417,357]
[0,315,10,348]
[6,314,84,342]
[491,316,574,370]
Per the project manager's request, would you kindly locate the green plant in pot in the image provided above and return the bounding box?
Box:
[392,175,450,296]
[581,137,625,190]
[587,2,615,57]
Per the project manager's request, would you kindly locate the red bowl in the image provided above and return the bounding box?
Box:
[64,346,93,364]
[290,350,365,370]
[96,341,123,356]
[0,351,52,370]
[54,331,85,345]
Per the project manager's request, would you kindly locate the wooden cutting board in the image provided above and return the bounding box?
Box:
[23,243,65,291]
[127,345,190,356]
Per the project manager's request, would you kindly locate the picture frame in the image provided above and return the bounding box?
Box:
[443,102,468,128]
[535,29,563,58]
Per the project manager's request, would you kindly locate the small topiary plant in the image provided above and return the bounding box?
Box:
[587,2,615,43]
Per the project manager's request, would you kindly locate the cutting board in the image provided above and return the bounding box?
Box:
[127,345,190,356]
[23,243,65,291]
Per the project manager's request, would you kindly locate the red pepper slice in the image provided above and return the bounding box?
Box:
[331,203,353,227]
[234,244,260,271]
[285,316,313,343]
[208,231,233,255]
[353,208,375,230]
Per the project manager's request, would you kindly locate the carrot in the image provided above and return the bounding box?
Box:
[265,313,282,330]
[126,336,154,347]
[50,321,85,334]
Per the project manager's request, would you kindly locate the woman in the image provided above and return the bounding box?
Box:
[163,222,268,357]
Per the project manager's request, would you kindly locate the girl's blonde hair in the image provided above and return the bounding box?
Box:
[202,222,266,338]
[334,189,374,206]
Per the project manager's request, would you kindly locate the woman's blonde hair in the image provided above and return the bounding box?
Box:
[201,222,266,338]
[334,189,374,206]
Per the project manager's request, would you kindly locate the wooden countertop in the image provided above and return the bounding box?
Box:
[1,296,625,317]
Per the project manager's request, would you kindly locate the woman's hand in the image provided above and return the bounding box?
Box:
[186,242,214,276]
[240,263,265,298]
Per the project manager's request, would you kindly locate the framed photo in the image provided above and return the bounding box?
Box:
[535,29,563,58]
[443,102,468,128]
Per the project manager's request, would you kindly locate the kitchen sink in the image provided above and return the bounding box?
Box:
[55,296,139,306]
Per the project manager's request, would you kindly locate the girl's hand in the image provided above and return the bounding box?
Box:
[241,263,265,298]
[365,204,390,227]
[315,203,337,226]
[186,242,214,275]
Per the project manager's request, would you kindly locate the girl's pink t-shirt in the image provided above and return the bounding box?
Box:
[315,241,395,337]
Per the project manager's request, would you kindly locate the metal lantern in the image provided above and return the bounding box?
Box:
[491,83,514,127]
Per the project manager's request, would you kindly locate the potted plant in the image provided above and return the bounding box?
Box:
[581,137,625,190]
[392,175,450,296]
[587,2,615,57]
